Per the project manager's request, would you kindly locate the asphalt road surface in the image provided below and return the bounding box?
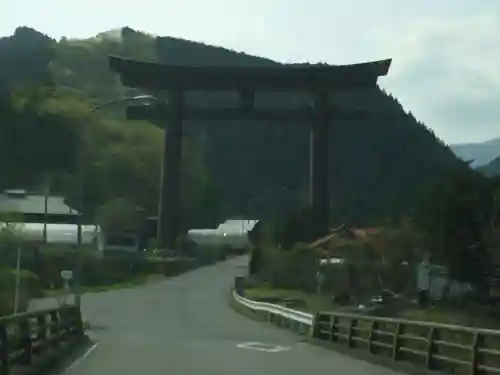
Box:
[56,256,403,375]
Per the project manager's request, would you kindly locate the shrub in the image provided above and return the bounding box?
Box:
[196,245,226,265]
[0,268,43,316]
[257,243,319,292]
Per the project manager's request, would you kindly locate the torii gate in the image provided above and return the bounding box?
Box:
[109,50,391,250]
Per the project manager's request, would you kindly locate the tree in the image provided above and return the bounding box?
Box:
[0,85,227,229]
[272,205,315,249]
[95,198,144,233]
[0,222,22,267]
[6,25,471,226]
[414,171,494,294]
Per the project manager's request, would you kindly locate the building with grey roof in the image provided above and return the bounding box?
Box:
[0,189,78,224]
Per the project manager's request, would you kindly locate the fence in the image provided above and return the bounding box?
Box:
[232,282,500,375]
[0,305,84,375]
[233,290,313,335]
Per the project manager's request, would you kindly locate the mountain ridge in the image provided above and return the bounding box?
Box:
[450,137,500,168]
[0,26,472,226]
[478,155,500,177]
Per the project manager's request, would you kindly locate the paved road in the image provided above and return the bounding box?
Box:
[58,257,403,375]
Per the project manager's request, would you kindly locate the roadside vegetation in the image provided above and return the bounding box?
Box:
[245,172,500,328]
[0,223,237,317]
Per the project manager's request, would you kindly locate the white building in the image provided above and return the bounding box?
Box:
[187,219,259,247]
[417,260,473,300]
[0,222,104,249]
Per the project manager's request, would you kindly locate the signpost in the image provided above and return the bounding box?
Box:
[316,270,325,295]
[61,270,73,281]
[60,270,73,306]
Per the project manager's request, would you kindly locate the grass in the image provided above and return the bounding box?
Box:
[43,274,165,297]
[244,283,336,312]
[400,305,500,330]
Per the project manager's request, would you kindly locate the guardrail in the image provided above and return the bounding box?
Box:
[314,311,500,375]
[233,286,500,375]
[0,305,84,375]
[233,290,313,335]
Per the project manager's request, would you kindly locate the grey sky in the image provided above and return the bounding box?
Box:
[2,0,499,145]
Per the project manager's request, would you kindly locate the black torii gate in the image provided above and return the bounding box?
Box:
[109,54,391,250]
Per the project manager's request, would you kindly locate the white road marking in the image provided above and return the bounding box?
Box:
[63,342,99,374]
[236,341,290,352]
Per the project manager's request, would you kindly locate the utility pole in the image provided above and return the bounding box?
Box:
[43,181,50,244]
[492,192,499,232]
[74,133,84,308]
[13,242,21,314]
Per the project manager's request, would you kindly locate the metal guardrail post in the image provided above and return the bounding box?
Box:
[234,277,245,296]
[0,324,8,375]
[19,318,32,366]
[49,311,60,348]
[426,327,436,370]
[347,318,355,348]
[392,323,401,360]
[75,306,84,335]
[368,320,376,353]
[36,315,47,356]
[471,332,481,375]
[330,315,338,342]
[311,312,320,338]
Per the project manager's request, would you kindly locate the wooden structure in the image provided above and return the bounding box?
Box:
[0,306,83,374]
[109,55,391,250]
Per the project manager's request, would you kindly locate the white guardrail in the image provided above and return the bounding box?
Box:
[232,290,314,326]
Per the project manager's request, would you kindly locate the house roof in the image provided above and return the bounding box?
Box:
[308,225,381,251]
[0,189,78,216]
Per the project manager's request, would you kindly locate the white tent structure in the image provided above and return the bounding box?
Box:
[187,219,259,247]
[0,222,104,250]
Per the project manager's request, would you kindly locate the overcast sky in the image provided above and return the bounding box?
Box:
[2,0,499,145]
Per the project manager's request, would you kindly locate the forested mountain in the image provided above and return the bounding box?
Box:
[0,27,227,230]
[0,26,471,228]
[451,137,500,168]
[478,156,500,177]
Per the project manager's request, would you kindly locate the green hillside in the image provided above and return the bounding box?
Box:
[479,156,500,177]
[0,26,471,228]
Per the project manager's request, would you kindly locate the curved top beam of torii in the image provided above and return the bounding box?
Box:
[109,55,391,91]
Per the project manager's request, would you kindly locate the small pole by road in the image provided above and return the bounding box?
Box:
[13,243,22,314]
[43,182,49,244]
[73,129,85,308]
[316,270,325,296]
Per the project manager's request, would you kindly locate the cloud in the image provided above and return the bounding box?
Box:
[381,14,500,144]
[2,0,499,144]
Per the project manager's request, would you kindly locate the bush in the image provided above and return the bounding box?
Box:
[0,268,43,316]
[257,243,319,292]
[196,245,227,265]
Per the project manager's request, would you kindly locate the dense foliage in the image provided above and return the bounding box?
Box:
[0,28,227,230]
[414,170,500,293]
[479,156,500,177]
[1,26,471,231]
[3,26,500,317]
[153,33,471,225]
